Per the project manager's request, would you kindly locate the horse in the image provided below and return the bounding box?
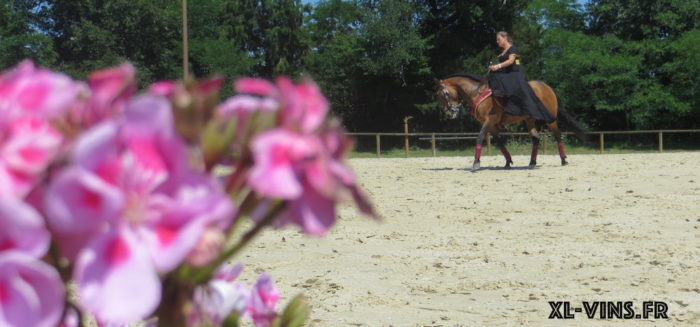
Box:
[435,73,586,170]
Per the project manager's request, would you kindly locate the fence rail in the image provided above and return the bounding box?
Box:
[347,130,700,158]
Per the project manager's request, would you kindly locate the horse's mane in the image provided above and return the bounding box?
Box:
[444,73,487,84]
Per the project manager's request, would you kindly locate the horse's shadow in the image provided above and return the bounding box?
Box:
[422,166,539,172]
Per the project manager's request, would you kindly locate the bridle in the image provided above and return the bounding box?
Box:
[438,83,461,114]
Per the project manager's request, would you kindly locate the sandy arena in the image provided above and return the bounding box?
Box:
[239,152,700,326]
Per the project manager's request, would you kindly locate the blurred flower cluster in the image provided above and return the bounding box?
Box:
[0,61,376,327]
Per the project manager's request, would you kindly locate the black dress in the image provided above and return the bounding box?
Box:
[487,46,556,123]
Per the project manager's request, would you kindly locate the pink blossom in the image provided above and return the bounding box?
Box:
[0,60,80,120]
[73,226,161,324]
[275,77,329,133]
[213,262,244,282]
[216,95,279,149]
[248,129,331,200]
[233,77,329,134]
[234,78,277,97]
[148,81,176,97]
[2,117,63,175]
[0,252,65,327]
[0,197,50,258]
[248,128,361,236]
[80,63,136,125]
[0,117,64,198]
[247,273,280,327]
[217,95,278,118]
[190,263,247,326]
[319,125,376,218]
[194,76,225,98]
[44,94,235,323]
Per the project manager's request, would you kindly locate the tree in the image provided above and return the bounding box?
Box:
[220,0,307,78]
[303,0,365,125]
[0,0,57,68]
[44,0,181,84]
[187,0,256,81]
[587,0,700,41]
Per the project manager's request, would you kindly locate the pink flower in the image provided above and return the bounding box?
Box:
[2,117,63,175]
[0,252,65,327]
[0,117,64,198]
[247,273,280,327]
[148,81,176,97]
[248,129,330,200]
[233,77,328,134]
[234,78,277,97]
[0,197,50,258]
[217,95,278,119]
[44,94,235,323]
[190,263,248,326]
[248,126,376,236]
[275,77,329,133]
[73,227,161,324]
[216,95,279,150]
[0,60,80,121]
[75,63,136,125]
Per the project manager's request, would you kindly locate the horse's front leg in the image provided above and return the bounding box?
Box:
[493,134,513,168]
[472,122,491,170]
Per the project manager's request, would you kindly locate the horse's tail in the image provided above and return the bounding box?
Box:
[557,96,588,141]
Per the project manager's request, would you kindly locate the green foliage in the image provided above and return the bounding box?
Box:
[2,0,700,131]
[0,0,57,68]
[220,0,307,78]
[45,0,181,83]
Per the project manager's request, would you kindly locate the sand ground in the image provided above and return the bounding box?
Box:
[237,152,700,326]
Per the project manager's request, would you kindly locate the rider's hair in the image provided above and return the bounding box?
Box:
[497,31,513,44]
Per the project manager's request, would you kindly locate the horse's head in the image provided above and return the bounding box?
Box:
[434,78,461,119]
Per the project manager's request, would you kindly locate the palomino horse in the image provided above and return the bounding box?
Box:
[435,73,586,170]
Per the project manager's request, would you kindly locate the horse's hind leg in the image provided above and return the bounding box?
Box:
[526,120,540,168]
[494,134,513,168]
[548,122,568,165]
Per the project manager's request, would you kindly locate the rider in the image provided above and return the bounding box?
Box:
[487,31,556,124]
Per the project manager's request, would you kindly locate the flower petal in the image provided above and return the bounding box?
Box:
[234,78,276,96]
[44,167,123,235]
[74,227,161,323]
[0,252,65,327]
[0,197,50,258]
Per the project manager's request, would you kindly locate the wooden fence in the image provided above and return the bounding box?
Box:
[347,130,700,158]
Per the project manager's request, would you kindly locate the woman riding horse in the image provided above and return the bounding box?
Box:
[435,32,587,170]
[488,31,556,125]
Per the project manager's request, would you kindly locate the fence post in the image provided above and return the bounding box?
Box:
[599,133,605,154]
[375,134,381,158]
[403,116,413,158]
[431,133,436,157]
[658,132,664,152]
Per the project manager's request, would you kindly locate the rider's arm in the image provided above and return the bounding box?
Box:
[489,53,518,71]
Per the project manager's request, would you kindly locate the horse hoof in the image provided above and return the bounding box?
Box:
[561,158,569,166]
[504,160,513,169]
[472,161,481,170]
[528,161,537,169]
